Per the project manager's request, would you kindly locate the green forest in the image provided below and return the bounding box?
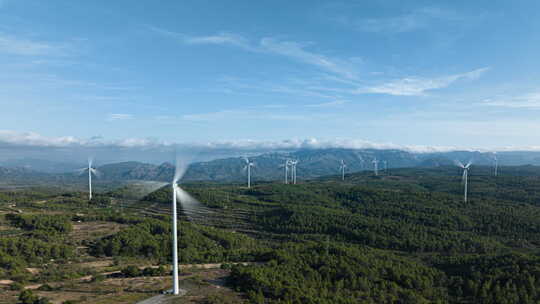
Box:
[2,165,540,303]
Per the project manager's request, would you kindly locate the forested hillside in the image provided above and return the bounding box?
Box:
[3,166,540,303]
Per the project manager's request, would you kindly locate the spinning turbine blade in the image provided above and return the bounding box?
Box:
[173,157,187,184]
[90,168,102,178]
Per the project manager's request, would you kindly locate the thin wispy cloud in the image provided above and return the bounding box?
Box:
[182,110,249,122]
[336,7,463,33]
[149,26,358,80]
[259,38,357,80]
[108,113,133,121]
[481,93,540,109]
[358,67,489,96]
[185,33,255,51]
[0,33,64,56]
[216,76,341,100]
[306,100,348,108]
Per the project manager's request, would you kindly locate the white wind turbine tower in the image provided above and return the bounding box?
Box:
[339,160,346,181]
[169,158,206,294]
[78,158,100,200]
[281,159,291,184]
[493,152,498,177]
[383,160,388,174]
[127,157,214,295]
[290,160,298,184]
[372,158,379,176]
[243,157,255,188]
[456,160,472,202]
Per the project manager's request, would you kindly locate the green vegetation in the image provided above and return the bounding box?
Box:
[3,165,540,303]
[90,218,268,263]
[18,290,51,304]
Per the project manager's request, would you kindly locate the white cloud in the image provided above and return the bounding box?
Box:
[0,33,64,56]
[358,67,489,96]
[181,110,249,122]
[184,33,255,50]
[150,26,358,80]
[481,93,540,109]
[306,100,348,107]
[108,113,133,120]
[339,7,463,33]
[0,130,80,147]
[0,129,500,154]
[259,38,357,80]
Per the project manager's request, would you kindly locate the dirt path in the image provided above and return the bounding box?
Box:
[22,261,253,290]
[136,290,187,304]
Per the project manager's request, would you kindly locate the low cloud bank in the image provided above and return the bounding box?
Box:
[1,130,536,165]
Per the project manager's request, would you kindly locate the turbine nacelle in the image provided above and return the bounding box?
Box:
[455,160,473,170]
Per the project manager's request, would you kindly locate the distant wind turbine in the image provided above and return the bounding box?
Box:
[340,160,346,181]
[455,160,472,202]
[290,160,298,184]
[383,160,388,174]
[78,158,100,200]
[372,158,379,176]
[243,157,255,188]
[281,159,291,184]
[493,152,498,177]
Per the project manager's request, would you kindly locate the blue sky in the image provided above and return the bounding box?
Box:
[1,0,540,159]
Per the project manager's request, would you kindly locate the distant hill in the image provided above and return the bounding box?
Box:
[85,149,540,182]
[0,166,51,184]
[3,148,540,184]
[0,158,83,173]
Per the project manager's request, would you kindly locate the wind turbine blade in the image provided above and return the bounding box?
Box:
[117,181,169,200]
[76,168,87,175]
[175,186,209,220]
[465,160,473,168]
[454,160,465,168]
[173,157,188,184]
[175,186,197,204]
[91,169,102,178]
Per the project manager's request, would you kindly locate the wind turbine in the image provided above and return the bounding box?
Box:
[290,160,298,184]
[456,160,472,202]
[339,160,346,181]
[281,159,291,184]
[170,162,181,295]
[243,157,255,188]
[372,158,379,176]
[383,160,388,174]
[169,158,209,294]
[493,152,498,177]
[78,158,100,200]
[124,158,215,295]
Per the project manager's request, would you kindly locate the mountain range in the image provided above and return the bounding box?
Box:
[2,148,540,185]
